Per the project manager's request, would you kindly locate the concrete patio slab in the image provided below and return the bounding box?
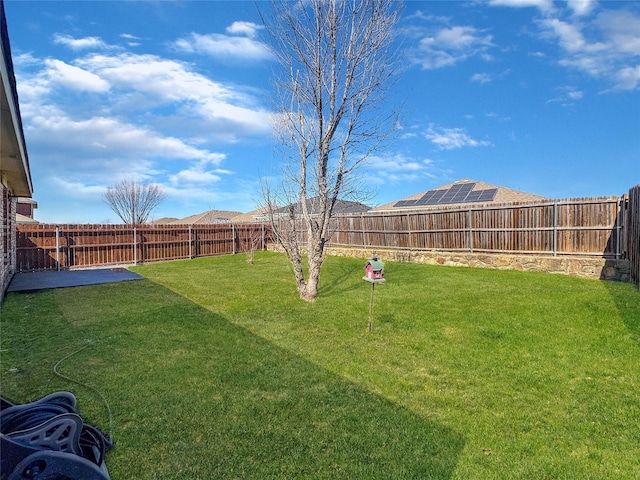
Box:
[7,268,143,293]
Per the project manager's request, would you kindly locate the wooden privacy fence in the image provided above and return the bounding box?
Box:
[16,223,269,271]
[16,194,638,285]
[276,196,627,258]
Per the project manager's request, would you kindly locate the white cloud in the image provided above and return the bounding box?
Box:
[369,154,433,172]
[425,125,492,150]
[74,53,272,136]
[120,33,140,41]
[172,32,273,61]
[120,33,141,47]
[44,59,110,92]
[613,66,640,91]
[546,86,584,105]
[413,25,494,69]
[541,18,602,54]
[169,155,229,186]
[170,169,222,185]
[487,0,555,14]
[53,34,111,50]
[76,53,226,99]
[539,9,640,90]
[485,112,512,121]
[471,72,492,84]
[25,113,226,181]
[364,154,438,183]
[596,10,640,56]
[50,177,106,198]
[567,0,597,17]
[226,21,263,38]
[429,26,488,49]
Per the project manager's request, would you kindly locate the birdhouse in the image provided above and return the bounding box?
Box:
[364,256,385,282]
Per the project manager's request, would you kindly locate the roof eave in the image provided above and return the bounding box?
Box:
[1,3,33,197]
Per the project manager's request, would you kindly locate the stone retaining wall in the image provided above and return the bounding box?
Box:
[268,244,630,282]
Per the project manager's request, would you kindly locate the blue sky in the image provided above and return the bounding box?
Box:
[5,0,639,223]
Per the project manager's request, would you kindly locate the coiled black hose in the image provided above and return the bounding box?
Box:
[0,392,112,467]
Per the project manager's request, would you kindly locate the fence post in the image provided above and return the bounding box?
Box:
[406,213,412,251]
[189,225,193,259]
[55,226,60,271]
[261,223,265,251]
[616,198,621,260]
[133,227,137,265]
[553,202,558,256]
[468,209,473,253]
[232,224,236,255]
[361,214,367,248]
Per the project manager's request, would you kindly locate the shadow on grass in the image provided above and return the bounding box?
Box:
[2,280,465,479]
[602,279,640,345]
[114,281,465,479]
[317,260,362,298]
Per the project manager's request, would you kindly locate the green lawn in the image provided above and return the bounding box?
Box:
[2,252,639,479]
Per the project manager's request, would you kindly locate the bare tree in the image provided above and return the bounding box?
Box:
[104,179,167,225]
[242,223,265,265]
[261,0,402,302]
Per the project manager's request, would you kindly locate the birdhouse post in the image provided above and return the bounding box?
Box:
[363,255,386,331]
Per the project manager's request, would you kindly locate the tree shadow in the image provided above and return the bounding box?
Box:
[317,260,363,297]
[600,198,640,344]
[2,280,466,479]
[106,282,467,478]
[602,279,640,346]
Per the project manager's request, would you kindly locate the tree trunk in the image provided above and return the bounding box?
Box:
[299,244,324,301]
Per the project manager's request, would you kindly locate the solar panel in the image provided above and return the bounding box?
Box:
[464,191,482,202]
[393,183,497,208]
[427,190,447,204]
[433,189,448,200]
[478,189,497,201]
[450,192,470,203]
[415,190,437,205]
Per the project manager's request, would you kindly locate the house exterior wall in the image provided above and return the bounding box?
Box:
[16,200,34,217]
[1,0,33,301]
[1,182,17,296]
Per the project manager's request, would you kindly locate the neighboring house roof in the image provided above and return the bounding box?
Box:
[372,179,548,212]
[172,209,244,225]
[273,197,371,216]
[16,213,38,224]
[1,0,32,197]
[152,217,180,224]
[231,206,272,223]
